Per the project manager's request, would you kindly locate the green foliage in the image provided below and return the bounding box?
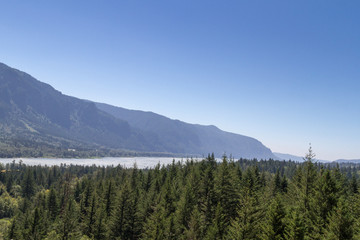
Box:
[0,218,10,240]
[316,169,339,224]
[226,180,263,239]
[323,198,355,240]
[22,168,35,199]
[0,191,18,218]
[284,207,305,240]
[2,154,360,239]
[261,197,286,240]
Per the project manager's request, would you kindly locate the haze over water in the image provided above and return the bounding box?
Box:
[0,157,205,169]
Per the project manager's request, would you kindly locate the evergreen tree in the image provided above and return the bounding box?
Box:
[205,203,224,240]
[22,169,35,199]
[280,175,288,193]
[300,146,321,238]
[198,156,217,234]
[7,218,22,240]
[285,208,305,240]
[93,209,107,240]
[48,187,58,220]
[302,146,317,211]
[104,180,115,217]
[214,156,239,237]
[85,195,96,238]
[74,182,81,203]
[184,207,205,240]
[110,180,140,239]
[316,169,338,225]
[175,174,197,235]
[58,199,81,240]
[323,198,355,240]
[226,189,263,240]
[273,169,282,195]
[31,207,45,240]
[350,175,358,194]
[261,197,286,240]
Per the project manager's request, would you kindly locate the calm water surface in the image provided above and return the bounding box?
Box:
[0,157,206,169]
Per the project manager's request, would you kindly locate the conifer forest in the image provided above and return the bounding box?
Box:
[1,151,360,239]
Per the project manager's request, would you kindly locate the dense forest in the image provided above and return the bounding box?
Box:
[0,136,178,159]
[1,149,360,239]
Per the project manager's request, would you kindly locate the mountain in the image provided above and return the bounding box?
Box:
[0,62,161,155]
[275,152,360,164]
[96,103,276,159]
[334,159,360,163]
[0,62,276,159]
[274,152,306,162]
[274,152,330,163]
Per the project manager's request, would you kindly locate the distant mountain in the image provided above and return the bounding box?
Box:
[274,152,330,163]
[334,159,360,163]
[275,152,360,164]
[96,103,276,159]
[0,62,276,158]
[274,152,306,162]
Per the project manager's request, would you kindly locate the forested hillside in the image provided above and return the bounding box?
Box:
[0,62,276,159]
[0,150,359,239]
[96,102,276,159]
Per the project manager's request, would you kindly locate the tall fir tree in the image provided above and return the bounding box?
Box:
[284,208,305,240]
[214,156,239,237]
[261,196,286,240]
[323,198,355,240]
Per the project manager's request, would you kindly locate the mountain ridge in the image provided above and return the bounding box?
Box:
[274,152,360,163]
[0,62,276,159]
[96,102,276,159]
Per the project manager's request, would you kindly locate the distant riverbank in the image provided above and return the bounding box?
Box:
[0,157,206,169]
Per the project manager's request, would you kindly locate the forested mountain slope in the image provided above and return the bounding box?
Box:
[96,102,276,159]
[0,62,160,155]
[0,62,275,158]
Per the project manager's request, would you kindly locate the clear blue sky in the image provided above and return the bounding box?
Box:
[1,1,359,160]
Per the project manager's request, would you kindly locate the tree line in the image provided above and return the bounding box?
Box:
[0,150,360,239]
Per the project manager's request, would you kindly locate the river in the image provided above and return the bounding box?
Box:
[0,157,207,169]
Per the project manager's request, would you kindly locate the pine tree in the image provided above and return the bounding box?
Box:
[323,198,355,240]
[214,156,239,237]
[58,199,81,240]
[48,187,58,220]
[74,181,81,203]
[205,203,224,240]
[80,181,93,218]
[350,175,358,194]
[261,197,286,240]
[184,207,205,240]
[22,169,35,199]
[110,180,141,240]
[7,218,22,240]
[85,195,96,238]
[285,208,305,240]
[93,209,107,240]
[198,156,217,233]
[316,169,338,225]
[273,169,282,195]
[300,146,321,238]
[280,175,288,193]
[302,146,317,212]
[141,204,165,240]
[226,189,263,240]
[104,180,115,217]
[175,174,197,235]
[31,207,45,240]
